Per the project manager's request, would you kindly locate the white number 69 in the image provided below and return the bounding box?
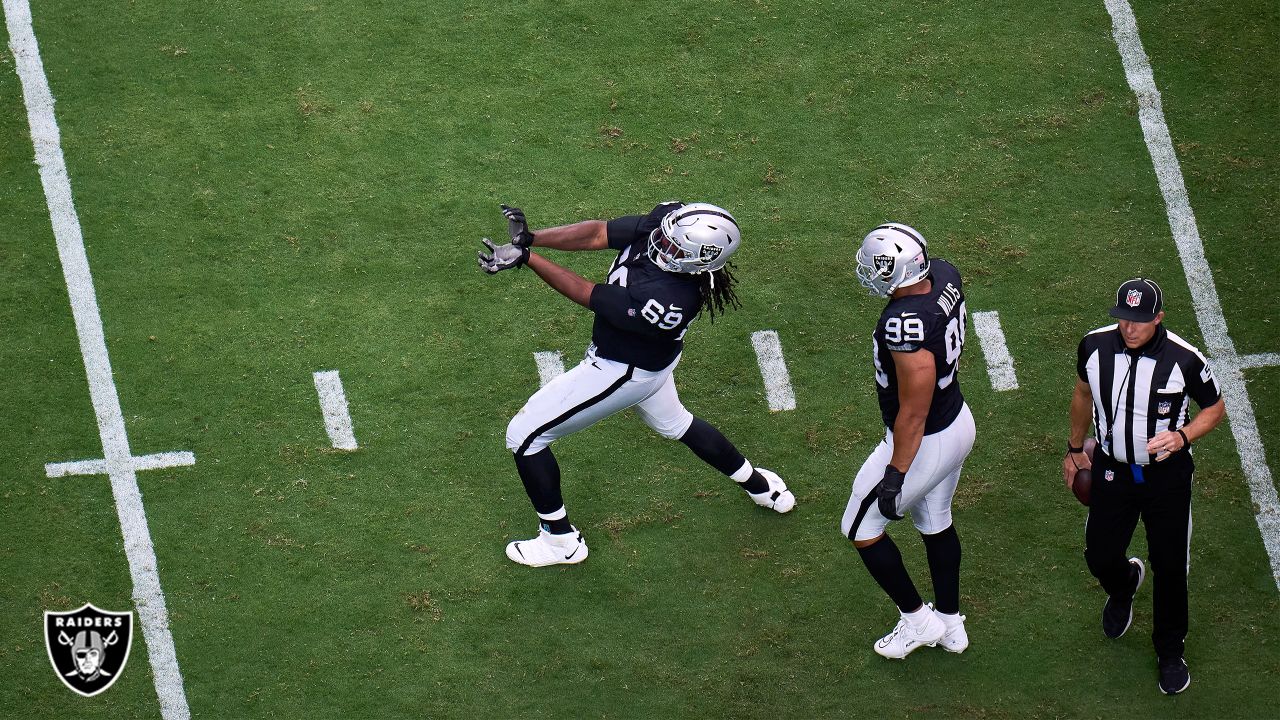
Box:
[641,299,683,330]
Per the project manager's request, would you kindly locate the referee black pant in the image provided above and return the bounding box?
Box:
[1084,448,1193,660]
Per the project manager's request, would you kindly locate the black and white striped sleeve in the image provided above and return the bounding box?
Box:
[1184,352,1221,408]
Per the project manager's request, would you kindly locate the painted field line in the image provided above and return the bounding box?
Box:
[4,0,192,715]
[971,311,1019,391]
[750,330,796,412]
[1238,353,1280,370]
[534,351,565,387]
[46,451,196,478]
[313,370,358,450]
[1106,0,1280,590]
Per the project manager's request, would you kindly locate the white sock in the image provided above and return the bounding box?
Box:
[730,460,755,484]
[902,605,934,627]
[536,506,567,521]
[937,611,963,629]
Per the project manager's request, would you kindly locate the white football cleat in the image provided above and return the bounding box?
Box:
[749,468,796,513]
[874,611,946,659]
[505,526,588,567]
[932,605,969,653]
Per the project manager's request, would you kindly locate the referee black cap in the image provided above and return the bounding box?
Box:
[1109,277,1163,322]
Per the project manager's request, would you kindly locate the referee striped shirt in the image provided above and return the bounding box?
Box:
[1077,324,1221,465]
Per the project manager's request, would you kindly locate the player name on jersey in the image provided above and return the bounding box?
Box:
[937,281,961,316]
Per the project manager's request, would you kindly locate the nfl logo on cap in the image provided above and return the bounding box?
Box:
[1110,278,1163,323]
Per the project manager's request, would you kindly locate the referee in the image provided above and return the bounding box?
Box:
[1062,278,1225,695]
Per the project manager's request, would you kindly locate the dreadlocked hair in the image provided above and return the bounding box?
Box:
[698,262,742,322]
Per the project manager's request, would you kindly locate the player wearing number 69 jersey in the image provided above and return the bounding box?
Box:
[478,201,795,568]
[840,223,976,659]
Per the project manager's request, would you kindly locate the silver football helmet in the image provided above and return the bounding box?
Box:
[855,222,931,297]
[647,203,741,274]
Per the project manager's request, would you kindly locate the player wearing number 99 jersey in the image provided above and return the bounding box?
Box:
[872,257,968,435]
[477,201,795,568]
[841,223,977,660]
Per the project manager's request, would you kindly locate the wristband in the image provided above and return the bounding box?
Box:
[1066,442,1084,455]
[1176,428,1190,449]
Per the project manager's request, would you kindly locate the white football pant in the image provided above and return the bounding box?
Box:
[507,345,694,456]
[841,403,976,541]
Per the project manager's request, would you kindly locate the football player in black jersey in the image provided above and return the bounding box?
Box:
[478,202,795,567]
[840,223,976,659]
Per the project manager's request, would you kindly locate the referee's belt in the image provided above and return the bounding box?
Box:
[1097,447,1149,484]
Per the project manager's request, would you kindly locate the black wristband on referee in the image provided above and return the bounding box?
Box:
[1177,428,1190,448]
[1066,442,1084,455]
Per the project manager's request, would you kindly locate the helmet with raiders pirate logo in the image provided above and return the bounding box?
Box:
[647,203,741,274]
[855,222,931,297]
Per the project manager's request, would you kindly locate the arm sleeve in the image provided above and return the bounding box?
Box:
[1186,354,1222,408]
[606,215,646,250]
[606,201,683,250]
[588,285,674,339]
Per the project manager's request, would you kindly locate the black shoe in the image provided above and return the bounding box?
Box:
[1102,557,1146,639]
[1159,656,1190,695]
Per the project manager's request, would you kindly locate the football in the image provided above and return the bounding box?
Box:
[1071,438,1097,506]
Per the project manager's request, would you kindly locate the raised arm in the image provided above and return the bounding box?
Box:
[530,220,609,252]
[501,204,609,252]
[525,253,596,308]
[478,208,609,276]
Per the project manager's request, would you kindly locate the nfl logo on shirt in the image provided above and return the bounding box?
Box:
[1105,469,1115,482]
[1158,400,1172,415]
[1126,289,1143,307]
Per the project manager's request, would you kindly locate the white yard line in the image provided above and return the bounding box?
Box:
[44,459,110,478]
[750,330,796,412]
[46,451,195,478]
[4,1,192,716]
[1106,0,1280,590]
[313,370,358,450]
[1238,353,1280,370]
[971,311,1019,391]
[131,451,197,472]
[533,350,566,387]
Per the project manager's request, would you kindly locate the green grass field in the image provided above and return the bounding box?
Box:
[2,0,1277,717]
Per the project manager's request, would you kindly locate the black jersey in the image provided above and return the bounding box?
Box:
[587,202,703,371]
[872,259,968,435]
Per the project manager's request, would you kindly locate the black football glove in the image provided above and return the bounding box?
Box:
[477,238,530,274]
[876,465,906,521]
[500,204,535,248]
